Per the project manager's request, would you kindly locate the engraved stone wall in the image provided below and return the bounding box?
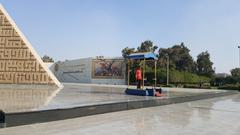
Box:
[0,9,55,85]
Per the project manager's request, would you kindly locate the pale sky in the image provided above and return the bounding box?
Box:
[1,0,240,73]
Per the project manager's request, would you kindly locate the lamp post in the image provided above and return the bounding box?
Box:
[166,54,169,86]
[238,46,240,68]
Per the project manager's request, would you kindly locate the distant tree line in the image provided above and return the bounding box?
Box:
[122,40,214,86]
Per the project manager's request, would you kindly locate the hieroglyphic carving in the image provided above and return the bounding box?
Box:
[0,7,56,85]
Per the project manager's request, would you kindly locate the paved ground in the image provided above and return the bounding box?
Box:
[0,94,239,135]
[0,83,226,113]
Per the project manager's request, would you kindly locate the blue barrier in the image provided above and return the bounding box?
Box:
[125,88,155,96]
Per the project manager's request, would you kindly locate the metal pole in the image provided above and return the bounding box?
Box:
[143,58,146,90]
[154,60,157,89]
[127,60,130,88]
[238,46,240,68]
[167,55,169,86]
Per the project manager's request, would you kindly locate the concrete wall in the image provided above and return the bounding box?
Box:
[91,79,125,85]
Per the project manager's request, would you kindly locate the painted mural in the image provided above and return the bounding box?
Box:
[92,59,124,79]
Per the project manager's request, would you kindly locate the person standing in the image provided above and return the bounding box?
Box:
[135,66,142,89]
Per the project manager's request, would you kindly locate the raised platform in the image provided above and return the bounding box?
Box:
[0,83,238,127]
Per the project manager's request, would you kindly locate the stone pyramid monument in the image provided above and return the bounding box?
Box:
[0,4,62,87]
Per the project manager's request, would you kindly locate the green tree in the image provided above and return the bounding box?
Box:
[137,40,158,53]
[158,48,170,68]
[196,51,214,77]
[122,47,135,59]
[172,43,195,72]
[42,55,54,62]
[122,40,158,59]
[231,68,240,83]
[231,68,240,78]
[158,42,195,72]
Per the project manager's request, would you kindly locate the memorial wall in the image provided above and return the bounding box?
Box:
[0,5,61,87]
[51,57,126,85]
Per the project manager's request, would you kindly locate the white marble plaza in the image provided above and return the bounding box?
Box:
[0,83,227,113]
[0,94,239,135]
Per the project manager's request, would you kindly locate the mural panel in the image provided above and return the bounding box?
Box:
[92,59,124,79]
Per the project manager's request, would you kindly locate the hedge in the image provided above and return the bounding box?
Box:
[129,68,210,85]
[218,84,240,91]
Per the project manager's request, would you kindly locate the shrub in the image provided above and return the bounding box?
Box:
[183,84,212,89]
[129,67,211,86]
[218,84,240,91]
